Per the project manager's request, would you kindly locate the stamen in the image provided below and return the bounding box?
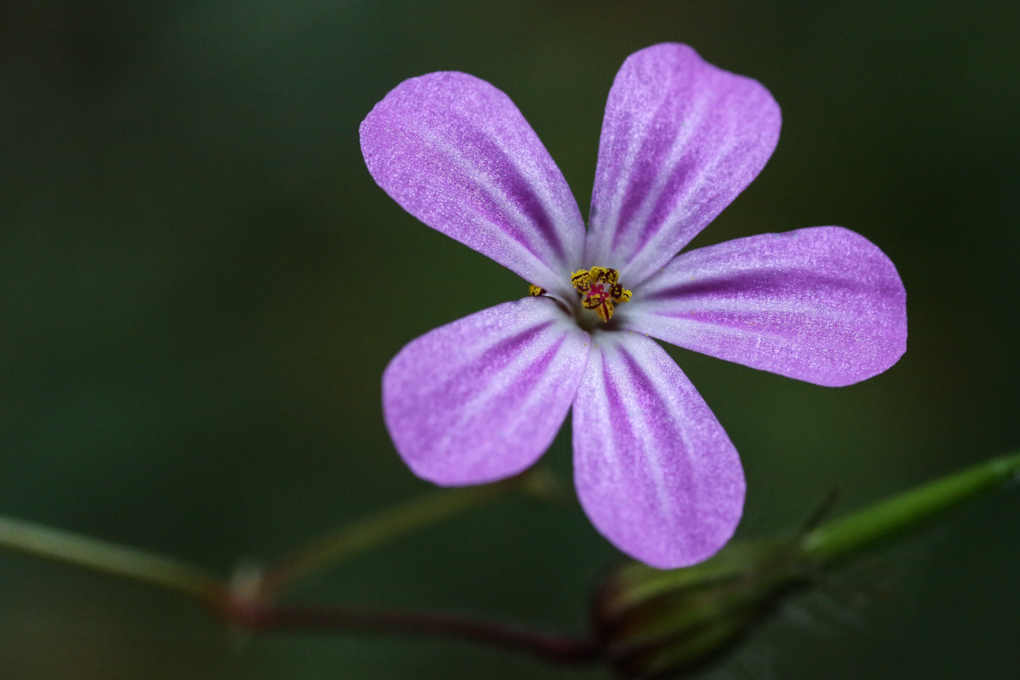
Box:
[569,267,633,322]
[570,270,591,295]
[529,285,547,297]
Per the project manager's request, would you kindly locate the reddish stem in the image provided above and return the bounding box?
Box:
[224,600,602,664]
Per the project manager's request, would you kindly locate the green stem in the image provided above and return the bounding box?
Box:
[258,468,560,598]
[801,451,1020,566]
[0,515,227,606]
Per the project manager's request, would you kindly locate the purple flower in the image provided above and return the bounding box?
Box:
[360,43,907,568]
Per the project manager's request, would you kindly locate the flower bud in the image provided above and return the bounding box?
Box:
[592,540,814,679]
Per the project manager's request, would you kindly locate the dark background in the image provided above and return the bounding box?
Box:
[1,1,1018,678]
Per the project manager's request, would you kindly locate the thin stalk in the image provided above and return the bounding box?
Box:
[0,511,599,664]
[259,468,559,598]
[0,515,227,606]
[801,451,1020,567]
[231,602,601,664]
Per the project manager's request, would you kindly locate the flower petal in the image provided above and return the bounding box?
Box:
[622,227,908,387]
[383,298,590,486]
[573,332,744,568]
[361,72,586,297]
[586,43,781,288]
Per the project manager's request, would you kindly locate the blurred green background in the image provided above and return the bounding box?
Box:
[1,0,1018,678]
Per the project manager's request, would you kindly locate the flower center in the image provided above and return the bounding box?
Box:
[530,266,632,324]
[571,267,633,322]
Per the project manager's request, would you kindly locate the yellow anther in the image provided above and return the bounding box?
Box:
[589,266,619,285]
[571,270,591,295]
[529,284,546,297]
